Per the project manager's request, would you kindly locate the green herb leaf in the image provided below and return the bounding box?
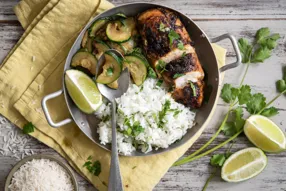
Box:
[168,30,180,46]
[173,73,184,79]
[148,67,157,79]
[177,41,184,50]
[238,38,253,63]
[210,154,226,167]
[238,85,252,105]
[256,27,270,43]
[23,122,35,134]
[102,115,110,122]
[83,159,101,176]
[159,23,166,31]
[221,84,239,103]
[156,60,167,73]
[156,79,163,87]
[158,100,171,128]
[222,107,245,136]
[106,67,114,76]
[283,67,286,82]
[261,107,279,117]
[189,82,197,97]
[181,52,187,57]
[251,46,271,63]
[256,27,280,49]
[276,80,286,93]
[246,93,266,114]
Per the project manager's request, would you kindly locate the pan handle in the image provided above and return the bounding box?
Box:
[211,33,242,72]
[41,89,72,128]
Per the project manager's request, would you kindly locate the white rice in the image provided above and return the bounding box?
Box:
[96,78,196,155]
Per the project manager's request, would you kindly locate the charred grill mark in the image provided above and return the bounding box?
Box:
[173,81,205,109]
[165,54,198,78]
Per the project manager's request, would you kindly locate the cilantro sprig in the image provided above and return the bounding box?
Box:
[238,27,280,64]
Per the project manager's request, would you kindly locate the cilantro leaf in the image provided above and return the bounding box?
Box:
[168,30,180,46]
[173,73,184,79]
[258,33,280,49]
[159,23,166,32]
[221,84,239,103]
[238,38,253,63]
[276,80,286,93]
[181,52,187,57]
[106,67,114,76]
[283,66,286,82]
[156,79,163,87]
[246,93,266,114]
[261,107,279,117]
[148,67,157,79]
[222,122,236,137]
[210,154,226,167]
[222,107,245,136]
[156,60,167,73]
[177,41,184,50]
[238,85,252,105]
[255,27,280,49]
[256,27,270,43]
[83,158,101,176]
[23,122,35,134]
[189,82,197,97]
[158,100,171,128]
[251,46,271,63]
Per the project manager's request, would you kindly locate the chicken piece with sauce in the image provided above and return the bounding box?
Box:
[137,8,205,108]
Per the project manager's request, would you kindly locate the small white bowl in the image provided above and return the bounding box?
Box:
[5,154,78,191]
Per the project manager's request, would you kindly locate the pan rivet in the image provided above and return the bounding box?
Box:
[215,77,218,81]
[81,122,85,126]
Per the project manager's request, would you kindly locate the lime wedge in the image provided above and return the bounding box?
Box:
[221,147,267,182]
[65,69,102,114]
[244,115,286,153]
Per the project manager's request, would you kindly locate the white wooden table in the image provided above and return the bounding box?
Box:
[0,0,286,190]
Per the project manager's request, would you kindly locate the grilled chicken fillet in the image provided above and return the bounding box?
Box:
[137,8,205,108]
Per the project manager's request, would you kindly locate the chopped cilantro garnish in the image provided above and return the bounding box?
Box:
[173,73,184,79]
[158,100,171,128]
[156,60,167,73]
[83,156,101,176]
[177,41,184,50]
[102,115,110,122]
[159,22,170,32]
[168,30,180,46]
[189,82,197,97]
[156,79,163,87]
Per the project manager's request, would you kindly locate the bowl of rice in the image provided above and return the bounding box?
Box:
[5,155,78,191]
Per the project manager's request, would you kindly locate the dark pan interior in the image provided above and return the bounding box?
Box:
[63,3,220,156]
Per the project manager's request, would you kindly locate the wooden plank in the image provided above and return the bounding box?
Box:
[1,0,286,21]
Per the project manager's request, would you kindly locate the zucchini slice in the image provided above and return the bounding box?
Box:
[106,41,125,55]
[106,21,131,43]
[93,40,110,59]
[71,51,97,75]
[107,80,118,89]
[120,38,136,54]
[81,31,88,48]
[124,55,147,86]
[110,13,127,20]
[96,52,122,84]
[89,19,109,37]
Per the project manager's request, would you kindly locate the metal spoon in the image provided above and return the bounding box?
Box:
[95,49,129,191]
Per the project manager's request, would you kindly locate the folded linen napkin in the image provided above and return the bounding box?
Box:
[0,0,226,190]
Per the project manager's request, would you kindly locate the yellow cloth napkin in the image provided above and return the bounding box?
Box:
[0,0,226,190]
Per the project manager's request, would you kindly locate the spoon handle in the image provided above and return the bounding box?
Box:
[108,100,123,191]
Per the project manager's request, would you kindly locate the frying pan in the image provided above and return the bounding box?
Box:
[41,3,241,156]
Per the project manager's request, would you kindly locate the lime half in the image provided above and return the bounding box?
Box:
[244,115,286,153]
[65,69,102,114]
[221,147,267,182]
